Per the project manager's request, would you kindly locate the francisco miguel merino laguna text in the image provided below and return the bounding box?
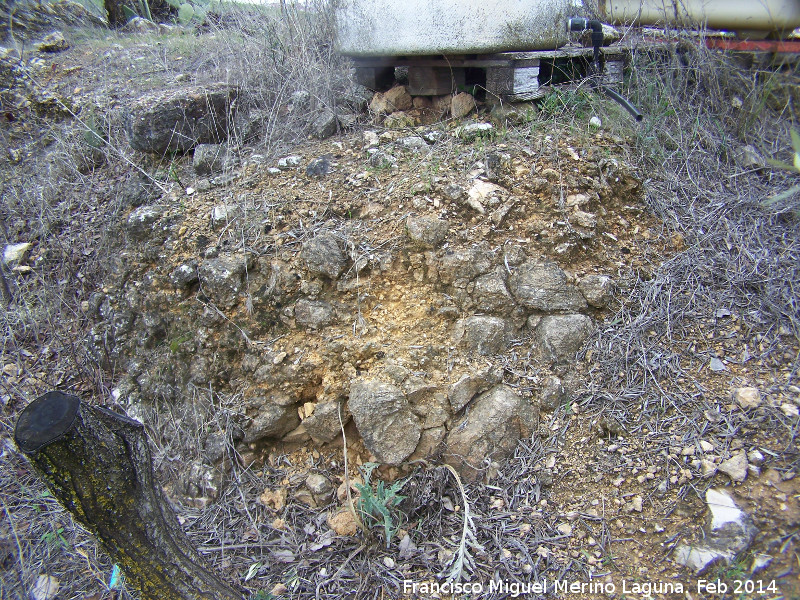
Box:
[402,578,689,597]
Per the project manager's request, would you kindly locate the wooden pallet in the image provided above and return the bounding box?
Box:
[485,46,626,101]
[351,45,629,101]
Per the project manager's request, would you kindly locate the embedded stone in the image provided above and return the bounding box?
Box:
[349,380,421,465]
[509,261,587,312]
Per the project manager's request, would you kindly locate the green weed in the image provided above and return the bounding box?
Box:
[40,526,69,551]
[765,127,800,209]
[354,462,407,548]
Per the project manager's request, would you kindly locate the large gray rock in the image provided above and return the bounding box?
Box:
[349,380,421,464]
[198,254,250,308]
[406,216,449,249]
[117,173,160,208]
[311,109,338,139]
[126,205,164,240]
[243,402,300,444]
[509,261,587,312]
[445,385,536,481]
[436,247,492,284]
[579,274,614,308]
[448,367,503,413]
[193,143,234,175]
[302,233,346,279]
[294,298,334,329]
[534,314,593,362]
[472,271,515,314]
[128,85,237,154]
[303,401,348,444]
[454,316,510,356]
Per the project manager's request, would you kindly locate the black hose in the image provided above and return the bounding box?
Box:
[568,16,644,122]
[567,17,604,65]
[602,85,644,121]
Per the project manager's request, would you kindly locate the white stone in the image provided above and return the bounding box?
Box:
[30,575,60,600]
[673,544,730,573]
[700,440,715,452]
[211,204,236,226]
[457,122,493,140]
[3,242,32,268]
[751,554,772,572]
[781,403,799,418]
[706,488,745,531]
[747,450,764,465]
[589,116,602,128]
[363,130,380,147]
[466,180,506,214]
[277,155,302,169]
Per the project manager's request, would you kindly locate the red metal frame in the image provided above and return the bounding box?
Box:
[705,38,800,53]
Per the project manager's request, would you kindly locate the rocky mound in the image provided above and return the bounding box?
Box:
[90,121,663,496]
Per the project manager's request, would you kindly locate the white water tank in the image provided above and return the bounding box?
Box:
[335,0,575,56]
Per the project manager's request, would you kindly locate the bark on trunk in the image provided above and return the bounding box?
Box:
[13,391,241,600]
[0,267,12,308]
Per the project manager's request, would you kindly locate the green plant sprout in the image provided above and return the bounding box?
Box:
[354,462,407,548]
[40,526,69,550]
[765,127,800,207]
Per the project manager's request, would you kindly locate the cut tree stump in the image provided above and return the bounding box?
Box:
[14,391,242,600]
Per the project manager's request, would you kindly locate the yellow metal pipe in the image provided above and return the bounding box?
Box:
[601,0,800,33]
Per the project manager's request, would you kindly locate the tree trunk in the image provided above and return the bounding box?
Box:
[104,0,128,27]
[0,267,12,308]
[14,391,242,600]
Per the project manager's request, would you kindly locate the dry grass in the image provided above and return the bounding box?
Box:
[574,37,800,477]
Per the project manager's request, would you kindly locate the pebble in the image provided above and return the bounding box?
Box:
[718,450,748,482]
[277,155,301,169]
[700,459,717,477]
[751,554,772,573]
[781,403,799,418]
[732,387,761,409]
[747,450,764,465]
